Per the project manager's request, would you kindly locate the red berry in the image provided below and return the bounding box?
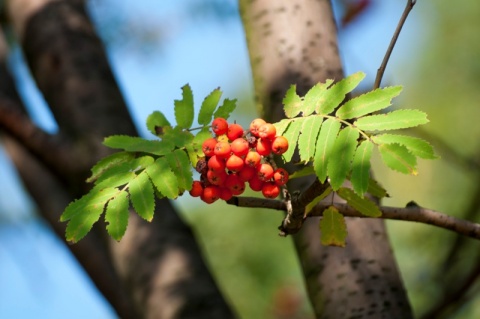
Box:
[273,168,289,186]
[257,163,274,181]
[189,181,203,197]
[238,165,256,182]
[219,187,233,201]
[262,182,280,198]
[249,118,267,137]
[208,155,226,172]
[225,174,246,195]
[201,185,221,204]
[212,117,228,136]
[258,123,277,141]
[214,141,231,158]
[202,138,217,157]
[271,136,289,155]
[207,170,227,185]
[230,138,249,157]
[226,154,245,172]
[256,138,272,156]
[245,151,261,168]
[227,123,244,141]
[248,175,264,192]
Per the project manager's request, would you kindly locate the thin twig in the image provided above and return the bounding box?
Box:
[373,0,417,89]
[226,196,480,240]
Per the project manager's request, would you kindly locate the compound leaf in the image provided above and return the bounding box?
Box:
[316,72,365,115]
[313,118,341,183]
[129,171,155,222]
[337,187,381,217]
[145,157,179,199]
[95,156,154,186]
[298,116,323,162]
[273,119,292,136]
[320,206,347,247]
[87,152,135,183]
[283,85,303,118]
[174,84,194,129]
[289,166,315,179]
[336,86,402,119]
[103,135,174,156]
[165,149,192,192]
[146,111,171,136]
[305,187,332,216]
[214,98,236,120]
[281,119,303,162]
[328,126,359,190]
[355,109,429,131]
[378,143,417,175]
[303,80,334,116]
[198,88,222,125]
[372,134,438,159]
[162,126,194,148]
[105,191,130,241]
[351,140,374,197]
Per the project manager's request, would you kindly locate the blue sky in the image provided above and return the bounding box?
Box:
[0,0,426,317]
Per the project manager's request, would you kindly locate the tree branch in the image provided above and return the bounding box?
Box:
[227,196,480,240]
[374,0,417,89]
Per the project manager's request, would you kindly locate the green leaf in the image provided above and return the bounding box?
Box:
[337,187,381,217]
[103,135,174,156]
[289,166,315,179]
[298,116,323,162]
[319,206,347,247]
[305,187,332,216]
[162,126,194,148]
[198,88,222,125]
[283,85,303,118]
[94,156,154,186]
[372,134,438,159]
[214,98,236,120]
[327,126,359,190]
[367,178,389,199]
[273,119,292,136]
[145,157,179,199]
[174,84,194,129]
[128,171,155,222]
[354,109,429,131]
[105,191,130,241]
[336,86,402,120]
[316,72,365,115]
[146,111,171,136]
[378,143,417,174]
[351,140,374,197]
[302,80,334,116]
[165,149,192,192]
[313,118,341,183]
[281,119,303,162]
[87,152,135,183]
[61,187,119,222]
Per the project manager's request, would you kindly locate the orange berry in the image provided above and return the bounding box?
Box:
[238,165,256,182]
[258,123,277,141]
[225,174,245,195]
[227,123,244,141]
[208,155,226,172]
[230,138,249,157]
[249,118,267,137]
[202,138,217,157]
[212,117,228,136]
[201,185,221,204]
[245,151,261,168]
[214,141,231,158]
[271,136,289,155]
[256,138,272,156]
[273,168,289,186]
[248,175,264,192]
[189,181,203,197]
[207,170,227,185]
[226,154,245,172]
[262,182,280,198]
[257,163,274,181]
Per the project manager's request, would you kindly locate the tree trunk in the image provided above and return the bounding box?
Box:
[2,0,235,318]
[239,0,413,318]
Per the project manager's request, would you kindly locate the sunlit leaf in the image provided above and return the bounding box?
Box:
[298,116,323,162]
[355,109,429,131]
[165,149,192,192]
[283,85,303,118]
[174,84,194,129]
[336,86,402,119]
[129,171,155,222]
[273,119,292,136]
[162,126,194,148]
[378,143,417,175]
[94,156,154,186]
[313,118,341,183]
[327,126,359,190]
[145,157,179,199]
[103,135,174,156]
[214,98,236,119]
[316,72,365,115]
[351,140,374,197]
[61,187,119,222]
[87,152,135,183]
[281,119,303,162]
[146,111,171,136]
[105,191,130,241]
[319,206,347,247]
[372,134,438,159]
[198,88,222,125]
[337,187,381,217]
[302,80,334,116]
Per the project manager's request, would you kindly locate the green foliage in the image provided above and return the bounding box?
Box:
[60,73,437,244]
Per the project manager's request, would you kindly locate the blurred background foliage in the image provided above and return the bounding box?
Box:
[1,0,480,318]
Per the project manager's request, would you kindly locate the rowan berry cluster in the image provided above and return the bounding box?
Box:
[189,117,290,204]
